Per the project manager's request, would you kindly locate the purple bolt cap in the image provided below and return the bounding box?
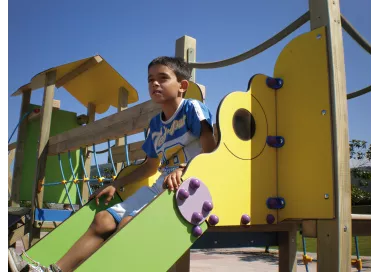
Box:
[241,214,251,225]
[202,201,213,212]
[191,212,203,224]
[189,178,201,190]
[178,189,189,200]
[266,214,275,224]
[192,226,203,237]
[208,215,219,226]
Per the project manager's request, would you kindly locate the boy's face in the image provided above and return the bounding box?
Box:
[148,64,188,104]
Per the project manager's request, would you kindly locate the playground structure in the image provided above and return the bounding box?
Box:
[8,1,371,271]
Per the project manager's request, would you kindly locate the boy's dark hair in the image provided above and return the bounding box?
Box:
[148,56,191,82]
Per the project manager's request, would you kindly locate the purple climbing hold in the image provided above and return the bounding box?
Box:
[178,189,189,200]
[208,215,219,226]
[189,178,201,190]
[202,201,213,212]
[241,214,251,225]
[266,214,275,224]
[192,226,203,237]
[191,212,203,224]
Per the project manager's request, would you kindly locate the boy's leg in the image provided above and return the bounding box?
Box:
[55,210,117,272]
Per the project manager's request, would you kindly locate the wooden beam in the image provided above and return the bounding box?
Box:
[175,36,196,81]
[29,70,56,247]
[48,100,161,156]
[8,149,16,201]
[11,88,31,206]
[309,0,351,271]
[302,220,317,238]
[8,142,17,151]
[278,228,298,272]
[55,56,103,88]
[81,102,96,204]
[115,87,129,173]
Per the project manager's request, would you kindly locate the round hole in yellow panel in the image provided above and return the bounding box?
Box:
[218,91,267,160]
[233,108,256,141]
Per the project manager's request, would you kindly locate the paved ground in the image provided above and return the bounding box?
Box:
[15,240,370,271]
[190,248,371,272]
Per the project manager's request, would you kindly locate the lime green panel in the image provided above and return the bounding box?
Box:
[20,104,82,203]
[77,191,208,272]
[23,196,121,265]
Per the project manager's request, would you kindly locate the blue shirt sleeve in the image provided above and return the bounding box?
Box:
[142,124,158,158]
[186,99,213,137]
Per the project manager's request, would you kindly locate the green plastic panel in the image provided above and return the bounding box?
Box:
[77,191,207,271]
[20,104,81,203]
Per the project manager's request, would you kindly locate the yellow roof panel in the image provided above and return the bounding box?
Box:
[11,55,139,114]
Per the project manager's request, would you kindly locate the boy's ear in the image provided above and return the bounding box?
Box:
[179,80,189,94]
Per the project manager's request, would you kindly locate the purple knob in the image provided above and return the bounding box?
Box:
[178,189,189,200]
[241,214,251,225]
[191,212,203,224]
[189,178,201,190]
[202,201,213,212]
[192,226,203,237]
[208,215,219,226]
[266,214,275,224]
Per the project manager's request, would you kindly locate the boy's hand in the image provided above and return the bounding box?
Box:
[90,185,117,206]
[163,168,184,191]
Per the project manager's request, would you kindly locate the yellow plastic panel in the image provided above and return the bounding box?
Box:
[116,163,161,201]
[274,27,334,220]
[182,74,276,226]
[28,55,139,114]
[185,81,204,102]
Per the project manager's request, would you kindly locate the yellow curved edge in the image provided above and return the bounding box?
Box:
[185,81,204,102]
[182,74,276,226]
[274,27,334,220]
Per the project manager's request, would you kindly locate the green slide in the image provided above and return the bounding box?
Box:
[23,191,208,271]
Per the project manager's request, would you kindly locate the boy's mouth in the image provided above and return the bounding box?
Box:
[152,90,162,95]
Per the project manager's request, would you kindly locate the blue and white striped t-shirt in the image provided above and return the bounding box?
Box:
[142,98,213,174]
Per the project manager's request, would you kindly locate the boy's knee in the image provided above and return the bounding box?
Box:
[91,211,117,235]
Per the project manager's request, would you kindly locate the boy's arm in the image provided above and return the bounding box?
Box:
[199,120,217,153]
[113,157,160,188]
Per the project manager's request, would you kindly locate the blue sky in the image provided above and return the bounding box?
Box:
[8,1,371,164]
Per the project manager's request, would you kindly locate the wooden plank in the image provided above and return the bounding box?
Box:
[8,149,16,201]
[278,227,298,272]
[207,222,299,233]
[29,70,56,247]
[115,87,129,173]
[9,224,29,246]
[55,56,103,88]
[8,142,17,151]
[11,89,31,206]
[81,102,96,204]
[309,0,351,271]
[48,100,161,156]
[302,220,317,238]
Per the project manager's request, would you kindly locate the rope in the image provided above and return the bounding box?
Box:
[93,144,104,184]
[87,142,116,154]
[8,110,33,143]
[347,86,371,100]
[107,139,117,175]
[80,148,92,195]
[124,135,130,166]
[57,153,76,211]
[341,14,371,54]
[187,11,310,69]
[68,151,83,206]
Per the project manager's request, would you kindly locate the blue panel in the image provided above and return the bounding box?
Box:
[35,209,74,222]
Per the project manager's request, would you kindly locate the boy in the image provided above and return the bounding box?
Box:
[9,56,216,272]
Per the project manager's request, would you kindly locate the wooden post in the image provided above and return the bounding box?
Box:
[10,88,31,207]
[278,226,298,272]
[82,102,96,204]
[175,36,196,82]
[29,70,56,246]
[309,0,352,271]
[114,87,129,173]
